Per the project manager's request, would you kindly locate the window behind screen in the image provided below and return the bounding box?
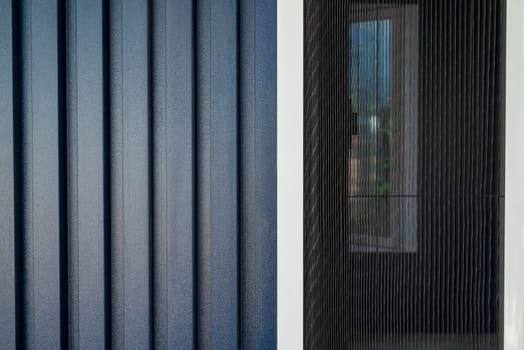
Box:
[304,1,505,348]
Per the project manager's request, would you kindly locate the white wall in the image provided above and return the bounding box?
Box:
[277,0,303,349]
[505,0,524,349]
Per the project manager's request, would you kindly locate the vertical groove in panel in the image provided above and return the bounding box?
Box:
[147,2,156,349]
[151,0,168,347]
[11,0,23,347]
[196,0,212,347]
[109,0,124,347]
[0,0,16,347]
[66,0,79,347]
[19,0,34,346]
[102,0,112,347]
[58,0,69,347]
[239,0,256,348]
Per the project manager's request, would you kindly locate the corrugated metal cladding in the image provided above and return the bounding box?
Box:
[0,0,276,349]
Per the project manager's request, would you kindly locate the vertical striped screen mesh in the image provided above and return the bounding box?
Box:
[0,0,276,348]
[304,0,505,349]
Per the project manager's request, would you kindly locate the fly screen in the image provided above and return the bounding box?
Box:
[304,0,505,348]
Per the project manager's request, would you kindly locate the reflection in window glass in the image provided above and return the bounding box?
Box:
[349,19,391,197]
[349,20,393,241]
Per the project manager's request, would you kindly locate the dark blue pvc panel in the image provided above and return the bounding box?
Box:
[254,0,277,347]
[150,0,168,348]
[210,0,240,348]
[196,0,212,346]
[0,0,15,348]
[109,0,150,347]
[165,0,196,348]
[1,0,276,348]
[108,0,125,346]
[122,0,151,347]
[240,0,257,347]
[151,0,169,345]
[22,0,62,348]
[66,0,106,348]
[197,1,242,348]
[240,1,277,348]
[151,0,195,348]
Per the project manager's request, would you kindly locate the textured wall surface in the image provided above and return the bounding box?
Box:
[0,0,276,348]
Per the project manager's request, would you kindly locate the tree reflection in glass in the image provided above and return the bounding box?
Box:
[349,19,392,239]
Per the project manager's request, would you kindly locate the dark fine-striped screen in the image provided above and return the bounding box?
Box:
[304,0,505,348]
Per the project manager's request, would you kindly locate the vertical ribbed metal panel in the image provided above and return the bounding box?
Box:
[0,0,276,348]
[151,0,196,348]
[66,0,106,348]
[240,0,277,349]
[0,1,16,348]
[19,0,63,347]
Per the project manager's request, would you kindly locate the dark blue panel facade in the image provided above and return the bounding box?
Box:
[152,0,196,348]
[240,0,277,348]
[1,0,276,348]
[254,1,277,347]
[196,0,213,347]
[121,1,151,347]
[23,0,62,348]
[66,0,106,348]
[0,0,16,348]
[209,0,240,348]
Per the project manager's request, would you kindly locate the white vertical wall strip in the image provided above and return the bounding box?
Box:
[504,0,524,349]
[277,0,303,349]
